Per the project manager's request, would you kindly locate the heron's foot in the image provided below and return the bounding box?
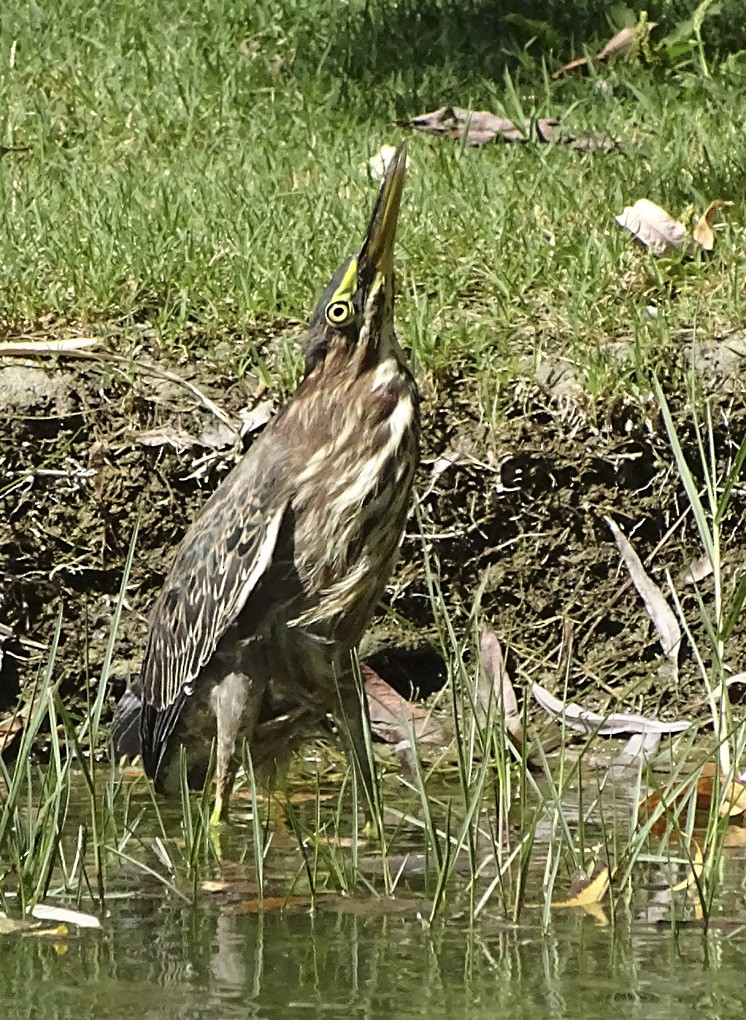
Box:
[210,788,230,827]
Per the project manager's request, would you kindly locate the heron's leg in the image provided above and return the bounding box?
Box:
[333,667,381,830]
[210,671,265,825]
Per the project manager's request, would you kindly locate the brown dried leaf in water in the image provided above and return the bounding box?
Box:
[225,896,313,916]
[615,199,687,256]
[692,200,733,251]
[605,516,681,675]
[479,625,523,746]
[640,763,746,838]
[669,845,704,893]
[531,682,690,736]
[362,664,450,748]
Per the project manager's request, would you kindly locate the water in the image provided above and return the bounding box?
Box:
[3,763,746,1019]
[3,893,746,1019]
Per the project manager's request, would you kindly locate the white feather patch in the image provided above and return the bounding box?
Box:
[234,506,286,613]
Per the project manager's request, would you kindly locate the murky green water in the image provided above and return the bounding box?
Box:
[4,895,746,1020]
[4,764,746,1019]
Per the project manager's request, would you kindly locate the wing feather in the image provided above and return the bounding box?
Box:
[139,448,291,714]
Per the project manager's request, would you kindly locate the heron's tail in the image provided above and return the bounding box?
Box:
[111,685,142,758]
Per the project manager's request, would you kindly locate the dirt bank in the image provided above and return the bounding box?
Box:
[1,330,744,722]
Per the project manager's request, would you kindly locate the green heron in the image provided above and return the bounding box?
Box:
[112,145,419,823]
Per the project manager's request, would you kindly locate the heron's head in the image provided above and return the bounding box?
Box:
[303,144,407,374]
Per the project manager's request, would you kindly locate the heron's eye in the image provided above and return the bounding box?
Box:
[325,299,355,327]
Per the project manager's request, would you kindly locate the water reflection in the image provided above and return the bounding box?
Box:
[2,893,746,1020]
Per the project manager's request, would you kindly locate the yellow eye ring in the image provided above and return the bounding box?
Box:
[325,299,354,327]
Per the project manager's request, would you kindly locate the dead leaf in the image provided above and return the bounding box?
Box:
[552,22,657,78]
[479,625,523,747]
[421,447,464,499]
[225,896,313,915]
[362,664,450,748]
[692,200,733,252]
[0,714,24,754]
[30,904,101,929]
[132,425,201,452]
[613,731,662,766]
[526,867,610,921]
[606,516,681,677]
[367,144,410,181]
[0,337,98,355]
[670,845,704,893]
[407,106,613,151]
[679,554,714,585]
[531,682,690,736]
[615,199,686,256]
[239,400,274,437]
[639,763,746,837]
[0,912,34,935]
[552,867,610,907]
[200,879,256,897]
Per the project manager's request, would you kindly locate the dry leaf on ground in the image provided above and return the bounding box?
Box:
[552,22,657,78]
[692,200,733,251]
[615,199,686,256]
[679,554,714,585]
[532,682,690,736]
[362,664,450,749]
[0,337,97,355]
[606,516,681,678]
[407,106,612,151]
[479,625,523,747]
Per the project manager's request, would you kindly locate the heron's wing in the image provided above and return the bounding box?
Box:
[139,446,292,714]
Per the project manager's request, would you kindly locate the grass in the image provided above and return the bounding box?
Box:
[0,0,744,403]
[1,0,745,929]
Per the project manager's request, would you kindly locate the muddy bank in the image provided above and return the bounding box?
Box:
[1,332,744,720]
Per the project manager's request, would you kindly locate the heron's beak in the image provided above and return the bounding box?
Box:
[358,143,407,289]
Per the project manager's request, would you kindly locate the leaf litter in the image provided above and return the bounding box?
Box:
[552,20,657,79]
[615,197,732,255]
[406,106,614,151]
